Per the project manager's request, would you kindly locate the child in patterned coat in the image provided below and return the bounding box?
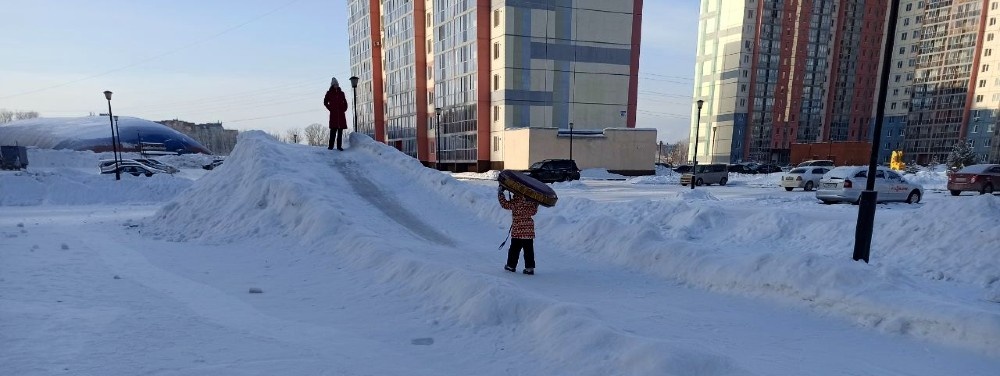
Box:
[498,186,540,275]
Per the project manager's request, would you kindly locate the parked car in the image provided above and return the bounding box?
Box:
[680,164,729,186]
[796,159,835,168]
[755,164,783,174]
[118,164,158,177]
[526,159,580,183]
[815,166,923,204]
[781,167,831,191]
[133,158,179,174]
[947,164,1000,195]
[673,165,692,174]
[99,159,169,175]
[203,159,225,170]
[728,164,757,174]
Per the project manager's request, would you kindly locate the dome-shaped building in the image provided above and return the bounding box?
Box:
[0,116,212,154]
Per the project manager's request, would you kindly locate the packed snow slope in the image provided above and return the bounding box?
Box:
[140,132,1000,373]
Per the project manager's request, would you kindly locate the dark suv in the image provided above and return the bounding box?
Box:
[526,159,581,183]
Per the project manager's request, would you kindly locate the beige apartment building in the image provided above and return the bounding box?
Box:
[347,0,653,174]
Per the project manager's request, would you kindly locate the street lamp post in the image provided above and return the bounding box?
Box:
[349,76,360,133]
[692,100,704,190]
[854,0,900,263]
[569,122,574,161]
[103,91,121,181]
[435,107,442,169]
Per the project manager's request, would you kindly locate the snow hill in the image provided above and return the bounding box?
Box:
[3,131,997,375]
[148,133,999,363]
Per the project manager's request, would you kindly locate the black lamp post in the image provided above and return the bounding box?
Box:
[692,99,704,190]
[853,0,899,263]
[435,107,442,169]
[349,76,359,133]
[569,122,574,161]
[103,91,121,180]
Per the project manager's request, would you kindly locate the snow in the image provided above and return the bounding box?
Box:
[2,131,998,375]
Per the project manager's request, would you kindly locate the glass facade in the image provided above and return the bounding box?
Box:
[748,0,785,162]
[348,0,376,138]
[905,0,983,164]
[382,0,419,157]
[433,0,479,162]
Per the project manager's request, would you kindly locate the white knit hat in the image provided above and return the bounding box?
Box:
[331,77,340,87]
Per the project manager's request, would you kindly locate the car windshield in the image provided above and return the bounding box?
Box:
[529,162,544,169]
[789,168,807,174]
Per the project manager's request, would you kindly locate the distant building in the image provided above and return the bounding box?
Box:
[157,120,239,155]
[347,0,651,173]
[694,0,1000,166]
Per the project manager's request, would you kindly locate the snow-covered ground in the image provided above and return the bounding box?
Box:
[2,133,998,375]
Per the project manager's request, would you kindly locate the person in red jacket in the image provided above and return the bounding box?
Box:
[498,186,540,275]
[324,77,349,150]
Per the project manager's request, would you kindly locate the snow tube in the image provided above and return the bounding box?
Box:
[498,169,558,207]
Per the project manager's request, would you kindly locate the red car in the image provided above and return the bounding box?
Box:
[947,164,1000,196]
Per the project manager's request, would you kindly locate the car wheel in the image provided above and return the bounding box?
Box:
[696,178,704,186]
[130,172,141,176]
[784,187,793,191]
[804,181,814,191]
[981,184,994,195]
[145,173,153,177]
[950,190,961,196]
[719,177,728,186]
[820,200,834,205]
[906,190,921,204]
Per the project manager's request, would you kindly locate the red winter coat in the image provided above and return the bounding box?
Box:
[498,190,539,239]
[325,87,348,129]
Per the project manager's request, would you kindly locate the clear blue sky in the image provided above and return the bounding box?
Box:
[0,0,697,143]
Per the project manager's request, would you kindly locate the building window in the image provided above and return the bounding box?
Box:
[991,18,996,26]
[970,140,976,147]
[904,18,910,26]
[894,75,901,82]
[980,79,986,87]
[493,74,499,90]
[891,102,897,109]
[984,65,991,72]
[986,49,993,57]
[989,33,995,42]
[493,42,500,59]
[976,94,984,102]
[494,9,501,27]
[906,3,912,11]
[973,124,979,133]
[493,105,500,122]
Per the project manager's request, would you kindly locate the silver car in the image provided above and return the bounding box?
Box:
[815,166,923,204]
[781,167,831,191]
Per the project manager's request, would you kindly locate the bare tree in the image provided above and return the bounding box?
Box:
[304,123,329,146]
[0,109,13,124]
[14,111,39,121]
[668,138,689,165]
[284,128,302,144]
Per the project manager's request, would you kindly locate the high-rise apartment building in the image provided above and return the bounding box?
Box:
[347,0,651,173]
[692,0,888,165]
[694,0,1000,166]
[895,0,1000,164]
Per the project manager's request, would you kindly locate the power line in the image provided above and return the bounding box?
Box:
[0,0,301,100]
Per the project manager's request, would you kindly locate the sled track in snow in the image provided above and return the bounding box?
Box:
[330,157,455,247]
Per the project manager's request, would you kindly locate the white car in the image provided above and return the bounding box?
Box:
[781,167,831,191]
[815,166,923,204]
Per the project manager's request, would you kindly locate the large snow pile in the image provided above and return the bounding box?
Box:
[144,131,1000,366]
